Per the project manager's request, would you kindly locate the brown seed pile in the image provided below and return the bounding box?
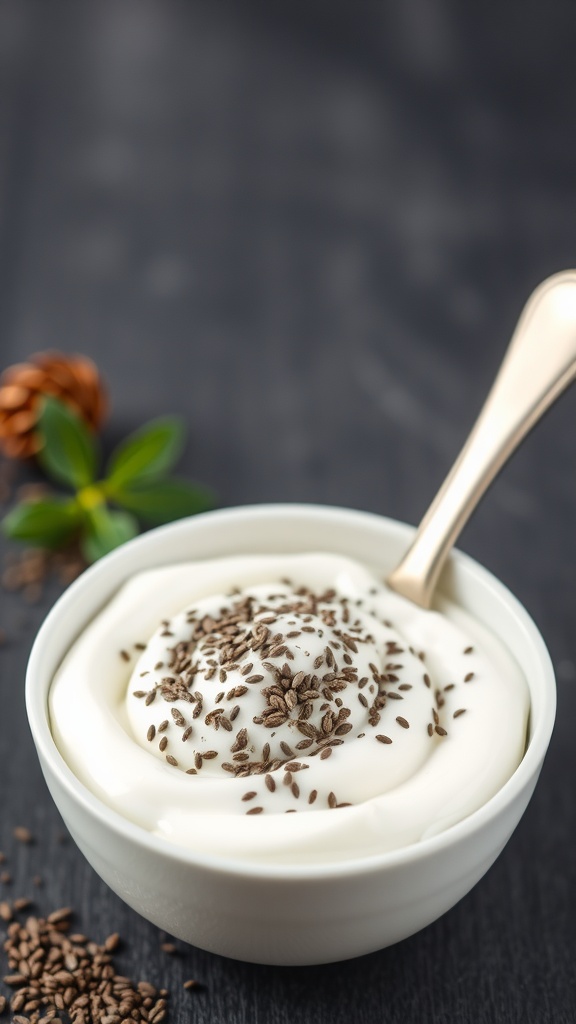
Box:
[0,461,85,602]
[1,545,84,604]
[1,904,168,1023]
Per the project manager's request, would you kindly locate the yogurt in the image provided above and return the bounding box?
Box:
[49,553,529,864]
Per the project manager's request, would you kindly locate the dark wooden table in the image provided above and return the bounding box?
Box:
[1,2,576,1021]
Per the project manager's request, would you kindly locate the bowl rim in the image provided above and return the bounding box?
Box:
[26,503,557,882]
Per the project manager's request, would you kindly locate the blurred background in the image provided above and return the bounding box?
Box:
[1,2,576,1020]
[2,0,576,628]
[0,6,574,462]
[1,0,576,704]
[0,8,573,450]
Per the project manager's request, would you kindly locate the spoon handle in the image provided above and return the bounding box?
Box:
[387,270,576,608]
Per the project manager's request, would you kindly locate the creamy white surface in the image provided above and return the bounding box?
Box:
[49,554,529,864]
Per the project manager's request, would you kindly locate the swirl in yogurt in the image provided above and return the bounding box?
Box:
[50,554,529,863]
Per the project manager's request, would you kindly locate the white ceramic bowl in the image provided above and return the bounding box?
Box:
[26,505,556,965]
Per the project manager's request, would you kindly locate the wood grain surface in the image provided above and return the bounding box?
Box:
[1,2,576,1021]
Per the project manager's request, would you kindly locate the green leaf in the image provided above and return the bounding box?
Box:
[81,506,139,563]
[106,417,185,489]
[36,397,98,490]
[2,498,81,548]
[112,477,215,525]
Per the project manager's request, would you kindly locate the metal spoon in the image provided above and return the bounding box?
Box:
[387,270,576,608]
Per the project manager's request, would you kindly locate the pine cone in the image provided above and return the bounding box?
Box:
[0,351,107,459]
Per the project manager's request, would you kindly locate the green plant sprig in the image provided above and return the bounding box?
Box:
[2,397,215,562]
